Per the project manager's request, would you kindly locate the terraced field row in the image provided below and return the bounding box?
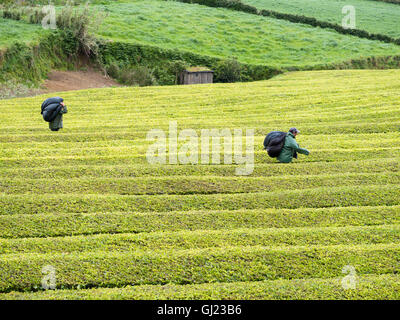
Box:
[1,206,399,239]
[0,69,399,299]
[1,172,400,195]
[1,134,400,154]
[0,158,399,179]
[2,274,398,300]
[0,244,398,294]
[1,225,399,254]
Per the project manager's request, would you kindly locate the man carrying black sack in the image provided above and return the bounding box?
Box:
[41,97,68,131]
[264,128,310,163]
[277,128,310,163]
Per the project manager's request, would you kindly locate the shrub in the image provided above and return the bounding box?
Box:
[168,59,189,84]
[27,7,46,24]
[214,58,242,82]
[175,0,258,14]
[2,8,21,20]
[0,80,39,100]
[106,62,121,79]
[56,3,106,57]
[119,65,157,86]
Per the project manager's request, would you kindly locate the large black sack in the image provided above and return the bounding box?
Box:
[43,103,63,122]
[41,97,63,114]
[263,131,287,158]
[41,97,64,122]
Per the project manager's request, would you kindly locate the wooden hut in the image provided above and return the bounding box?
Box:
[180,67,214,85]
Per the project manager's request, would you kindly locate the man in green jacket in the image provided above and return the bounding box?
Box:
[277,128,310,163]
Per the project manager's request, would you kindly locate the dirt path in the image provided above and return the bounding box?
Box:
[41,69,122,93]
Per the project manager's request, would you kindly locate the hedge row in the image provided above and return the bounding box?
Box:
[172,0,400,45]
[1,131,398,149]
[97,40,282,83]
[0,225,398,255]
[2,114,399,135]
[0,244,397,292]
[0,158,397,179]
[175,0,258,14]
[1,205,399,239]
[1,135,398,157]
[1,274,399,300]
[1,106,397,128]
[1,120,399,137]
[1,147,400,169]
[1,172,400,195]
[0,185,399,215]
[372,0,400,4]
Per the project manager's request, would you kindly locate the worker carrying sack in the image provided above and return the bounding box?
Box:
[263,131,287,158]
[41,97,68,131]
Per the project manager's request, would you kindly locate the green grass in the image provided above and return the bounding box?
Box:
[0,18,47,49]
[0,69,400,299]
[94,0,400,68]
[243,0,400,39]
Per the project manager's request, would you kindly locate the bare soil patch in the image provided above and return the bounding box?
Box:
[41,69,122,93]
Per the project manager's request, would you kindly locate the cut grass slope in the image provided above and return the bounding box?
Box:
[0,18,47,49]
[0,69,399,299]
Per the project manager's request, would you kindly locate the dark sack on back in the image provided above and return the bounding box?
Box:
[41,97,64,122]
[263,131,287,158]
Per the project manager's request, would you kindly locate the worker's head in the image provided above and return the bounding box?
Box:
[289,127,300,137]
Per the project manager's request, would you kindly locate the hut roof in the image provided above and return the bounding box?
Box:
[185,66,213,72]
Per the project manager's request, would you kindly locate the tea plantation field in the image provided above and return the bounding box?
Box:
[0,69,400,299]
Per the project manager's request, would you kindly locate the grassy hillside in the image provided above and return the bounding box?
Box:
[0,18,47,49]
[2,0,400,91]
[242,0,400,39]
[0,69,399,299]
[95,0,400,68]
